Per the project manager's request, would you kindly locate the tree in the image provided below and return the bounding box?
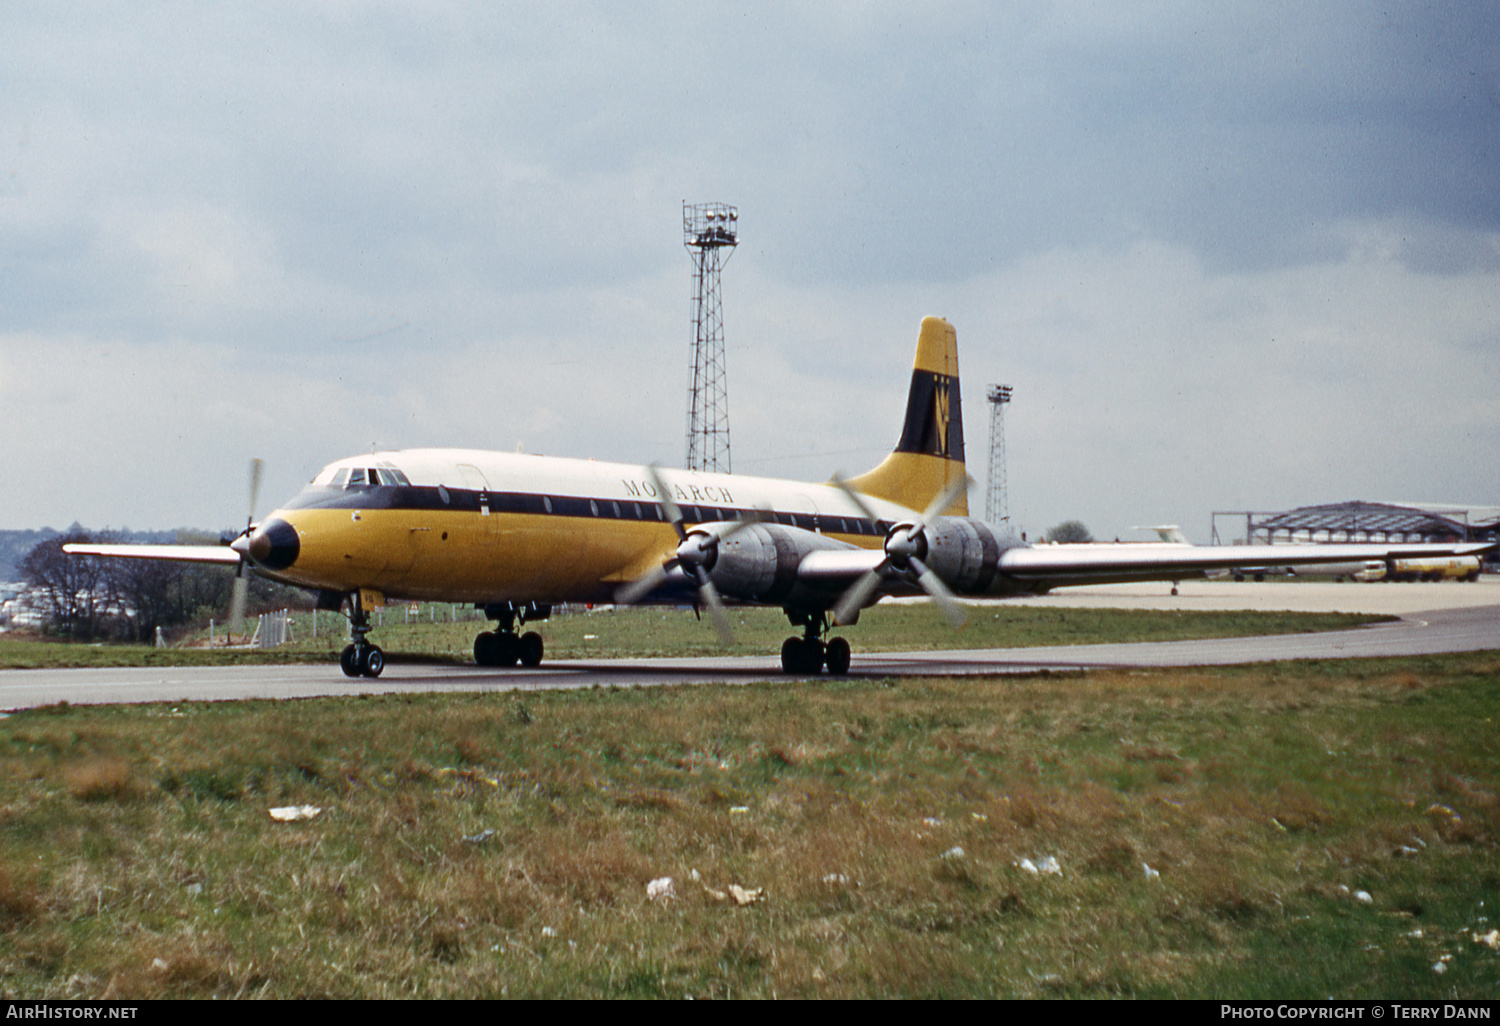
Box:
[1045,520,1094,544]
[19,533,111,639]
[22,531,313,643]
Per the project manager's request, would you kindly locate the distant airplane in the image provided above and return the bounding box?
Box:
[67,317,1495,679]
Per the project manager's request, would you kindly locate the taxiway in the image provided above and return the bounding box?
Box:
[2,591,1495,711]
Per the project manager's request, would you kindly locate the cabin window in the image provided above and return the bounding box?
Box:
[632,502,642,519]
[543,496,553,514]
[611,500,621,518]
[589,500,599,517]
[437,485,451,505]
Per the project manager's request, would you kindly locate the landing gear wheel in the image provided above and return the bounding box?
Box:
[340,644,362,678]
[519,631,544,667]
[825,637,851,675]
[780,637,824,675]
[475,631,498,666]
[496,632,520,667]
[362,646,385,678]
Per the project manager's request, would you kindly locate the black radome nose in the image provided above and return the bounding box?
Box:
[247,518,300,570]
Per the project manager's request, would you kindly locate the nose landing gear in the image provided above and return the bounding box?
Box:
[339,597,385,678]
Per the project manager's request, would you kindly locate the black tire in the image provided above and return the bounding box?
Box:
[825,637,851,675]
[363,646,385,678]
[780,637,801,674]
[519,631,544,667]
[780,637,823,675]
[340,644,362,678]
[496,631,520,667]
[474,631,497,666]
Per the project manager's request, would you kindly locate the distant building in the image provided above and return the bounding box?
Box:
[1212,501,1500,568]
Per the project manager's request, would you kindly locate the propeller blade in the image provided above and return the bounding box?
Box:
[615,562,673,606]
[228,573,249,642]
[829,472,881,523]
[645,463,687,541]
[694,567,735,646]
[918,472,973,528]
[713,507,767,543]
[910,556,969,629]
[246,457,265,531]
[833,563,887,626]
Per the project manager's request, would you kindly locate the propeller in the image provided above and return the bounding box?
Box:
[227,458,264,642]
[831,472,972,629]
[613,464,762,645]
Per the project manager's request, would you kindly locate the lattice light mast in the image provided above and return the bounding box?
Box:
[683,201,738,473]
[984,384,1013,523]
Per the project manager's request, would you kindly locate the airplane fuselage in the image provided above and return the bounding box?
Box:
[258,449,920,606]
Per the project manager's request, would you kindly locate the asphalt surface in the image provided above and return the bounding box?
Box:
[2,599,1495,711]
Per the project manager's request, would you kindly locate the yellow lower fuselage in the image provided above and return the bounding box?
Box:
[260,449,895,606]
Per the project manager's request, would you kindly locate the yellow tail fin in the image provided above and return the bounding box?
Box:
[843,316,968,515]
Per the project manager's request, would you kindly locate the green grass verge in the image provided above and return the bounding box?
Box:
[0,604,1391,668]
[1,652,1497,998]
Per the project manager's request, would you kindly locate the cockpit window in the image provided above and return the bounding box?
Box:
[375,468,407,486]
[347,468,369,487]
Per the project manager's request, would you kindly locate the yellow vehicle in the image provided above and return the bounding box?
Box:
[1384,556,1483,582]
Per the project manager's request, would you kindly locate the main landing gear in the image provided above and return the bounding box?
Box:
[474,602,550,668]
[780,609,851,676]
[339,598,385,678]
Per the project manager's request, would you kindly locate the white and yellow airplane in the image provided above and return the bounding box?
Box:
[67,317,1494,679]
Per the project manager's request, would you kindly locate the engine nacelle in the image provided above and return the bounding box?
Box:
[703,522,855,604]
[911,516,1013,596]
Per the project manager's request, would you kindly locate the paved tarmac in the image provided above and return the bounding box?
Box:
[1,582,1495,711]
[992,575,1500,615]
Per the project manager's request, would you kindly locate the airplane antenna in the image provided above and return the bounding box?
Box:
[683,201,738,474]
[984,384,1013,523]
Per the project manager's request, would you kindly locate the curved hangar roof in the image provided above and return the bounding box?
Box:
[1252,501,1499,543]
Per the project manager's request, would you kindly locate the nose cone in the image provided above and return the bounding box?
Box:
[247,518,300,570]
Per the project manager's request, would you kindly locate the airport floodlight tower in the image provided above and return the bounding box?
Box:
[683,201,738,473]
[984,384,1014,523]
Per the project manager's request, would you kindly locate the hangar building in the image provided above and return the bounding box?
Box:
[1212,501,1500,560]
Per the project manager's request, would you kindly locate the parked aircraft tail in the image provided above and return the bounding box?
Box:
[842,316,969,516]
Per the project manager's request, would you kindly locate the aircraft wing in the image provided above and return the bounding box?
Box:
[61,543,243,565]
[995,541,1495,589]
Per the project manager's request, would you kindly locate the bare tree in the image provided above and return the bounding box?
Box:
[19,533,111,639]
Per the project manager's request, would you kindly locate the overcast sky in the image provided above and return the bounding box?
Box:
[3,2,1498,542]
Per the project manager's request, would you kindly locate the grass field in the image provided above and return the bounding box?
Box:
[1,650,1497,998]
[0,603,1391,668]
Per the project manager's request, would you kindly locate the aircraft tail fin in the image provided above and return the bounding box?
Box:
[842,316,968,516]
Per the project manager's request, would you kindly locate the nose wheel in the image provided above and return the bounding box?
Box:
[340,642,385,678]
[339,597,385,678]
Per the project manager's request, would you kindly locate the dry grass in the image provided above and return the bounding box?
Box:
[0,653,1498,998]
